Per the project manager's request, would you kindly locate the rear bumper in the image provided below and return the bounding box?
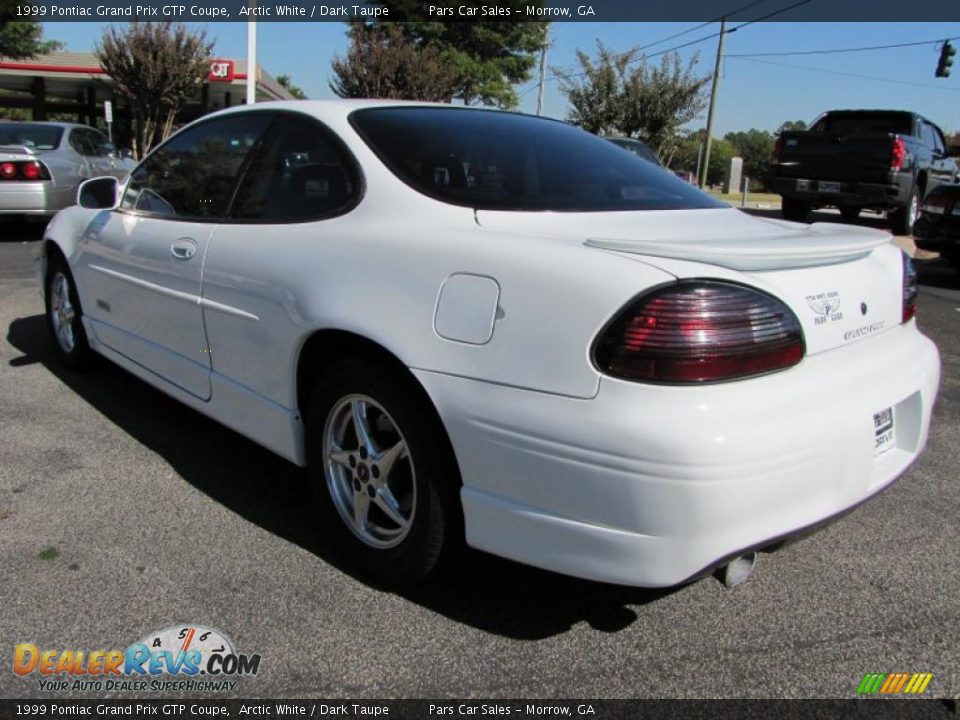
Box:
[414,321,940,587]
[773,174,911,209]
[0,182,75,215]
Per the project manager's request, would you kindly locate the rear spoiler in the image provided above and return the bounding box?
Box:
[0,145,39,156]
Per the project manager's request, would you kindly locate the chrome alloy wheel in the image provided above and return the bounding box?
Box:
[49,271,76,353]
[907,192,919,229]
[322,394,417,549]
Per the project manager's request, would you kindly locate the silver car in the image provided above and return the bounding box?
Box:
[0,121,134,219]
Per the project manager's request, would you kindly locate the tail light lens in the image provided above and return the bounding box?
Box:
[594,281,805,384]
[0,160,49,181]
[771,136,783,163]
[902,252,918,323]
[891,136,906,171]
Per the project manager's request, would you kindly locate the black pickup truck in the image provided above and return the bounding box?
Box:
[770,109,959,234]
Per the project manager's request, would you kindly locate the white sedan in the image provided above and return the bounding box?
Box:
[41,101,940,587]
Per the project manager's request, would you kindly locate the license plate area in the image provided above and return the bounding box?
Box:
[874,407,895,456]
[819,181,842,193]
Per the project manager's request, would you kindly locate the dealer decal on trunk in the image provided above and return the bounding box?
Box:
[806,290,843,325]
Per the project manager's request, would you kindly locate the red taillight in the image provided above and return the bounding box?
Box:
[594,281,805,384]
[21,161,42,180]
[891,136,906,171]
[902,251,918,323]
[0,160,49,181]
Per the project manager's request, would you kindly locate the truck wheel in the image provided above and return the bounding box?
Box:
[781,197,811,223]
[890,188,920,236]
[839,207,861,222]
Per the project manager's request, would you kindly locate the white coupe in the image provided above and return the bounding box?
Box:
[41,101,941,587]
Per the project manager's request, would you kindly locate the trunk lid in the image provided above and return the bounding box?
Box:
[475,207,904,357]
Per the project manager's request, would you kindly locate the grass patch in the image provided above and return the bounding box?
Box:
[38,547,60,561]
[707,191,782,204]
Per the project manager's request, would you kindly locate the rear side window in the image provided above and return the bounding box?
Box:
[122,113,273,220]
[811,113,913,136]
[69,128,109,157]
[230,113,360,222]
[350,107,722,212]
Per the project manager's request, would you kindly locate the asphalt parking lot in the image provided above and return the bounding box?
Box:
[0,216,958,703]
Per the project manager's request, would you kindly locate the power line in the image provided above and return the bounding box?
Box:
[728,37,960,58]
[729,56,960,91]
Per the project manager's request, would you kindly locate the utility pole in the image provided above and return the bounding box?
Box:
[700,18,726,189]
[536,28,548,116]
[246,4,258,105]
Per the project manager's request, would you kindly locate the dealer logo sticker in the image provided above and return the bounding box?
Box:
[806,290,843,325]
[13,624,261,693]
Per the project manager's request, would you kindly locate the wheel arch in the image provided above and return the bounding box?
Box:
[294,326,465,489]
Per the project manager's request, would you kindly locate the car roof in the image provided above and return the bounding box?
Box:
[0,120,96,130]
[201,99,507,124]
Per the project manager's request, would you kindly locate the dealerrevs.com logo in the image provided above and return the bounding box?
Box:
[14,625,261,692]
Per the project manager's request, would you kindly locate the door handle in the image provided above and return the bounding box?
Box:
[170,238,198,260]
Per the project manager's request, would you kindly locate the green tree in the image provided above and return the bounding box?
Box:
[343,2,548,108]
[276,74,307,99]
[558,41,709,161]
[671,129,734,187]
[330,23,457,102]
[776,119,807,134]
[95,22,213,158]
[0,18,63,59]
[724,128,774,190]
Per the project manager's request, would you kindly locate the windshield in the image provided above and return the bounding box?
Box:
[811,113,912,136]
[350,107,723,212]
[607,137,660,165]
[0,123,64,150]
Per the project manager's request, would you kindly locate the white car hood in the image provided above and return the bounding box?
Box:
[475,207,892,271]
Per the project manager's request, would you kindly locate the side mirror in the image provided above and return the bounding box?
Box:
[77,176,121,210]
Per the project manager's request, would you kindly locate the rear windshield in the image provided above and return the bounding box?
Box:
[350,107,723,212]
[0,123,64,150]
[811,113,913,136]
[608,137,660,165]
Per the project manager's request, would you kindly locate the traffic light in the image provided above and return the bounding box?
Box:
[936,40,955,78]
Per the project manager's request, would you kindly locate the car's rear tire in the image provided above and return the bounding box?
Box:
[781,197,811,223]
[305,358,464,584]
[44,255,95,371]
[839,206,861,222]
[890,187,920,236]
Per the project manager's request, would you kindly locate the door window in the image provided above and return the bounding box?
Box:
[230,113,360,222]
[121,113,273,220]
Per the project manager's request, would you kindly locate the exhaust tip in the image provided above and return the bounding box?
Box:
[721,552,758,589]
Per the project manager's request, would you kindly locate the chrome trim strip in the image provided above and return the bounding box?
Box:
[199,297,260,322]
[88,264,260,322]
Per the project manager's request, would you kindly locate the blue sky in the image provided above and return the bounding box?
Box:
[44,21,960,135]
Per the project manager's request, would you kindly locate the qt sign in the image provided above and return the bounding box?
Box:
[208,60,235,82]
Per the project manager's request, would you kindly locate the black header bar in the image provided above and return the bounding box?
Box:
[8,0,960,22]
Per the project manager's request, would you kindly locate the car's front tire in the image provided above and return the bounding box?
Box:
[44,255,95,370]
[305,358,463,584]
[890,187,920,235]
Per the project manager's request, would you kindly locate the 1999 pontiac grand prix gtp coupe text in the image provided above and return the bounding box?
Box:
[40,101,940,587]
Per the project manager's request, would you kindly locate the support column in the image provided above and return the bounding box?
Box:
[30,77,47,121]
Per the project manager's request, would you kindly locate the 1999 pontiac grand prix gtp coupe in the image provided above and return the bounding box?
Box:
[41,101,940,587]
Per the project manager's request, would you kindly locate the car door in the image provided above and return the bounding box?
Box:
[74,112,274,400]
[199,111,362,409]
